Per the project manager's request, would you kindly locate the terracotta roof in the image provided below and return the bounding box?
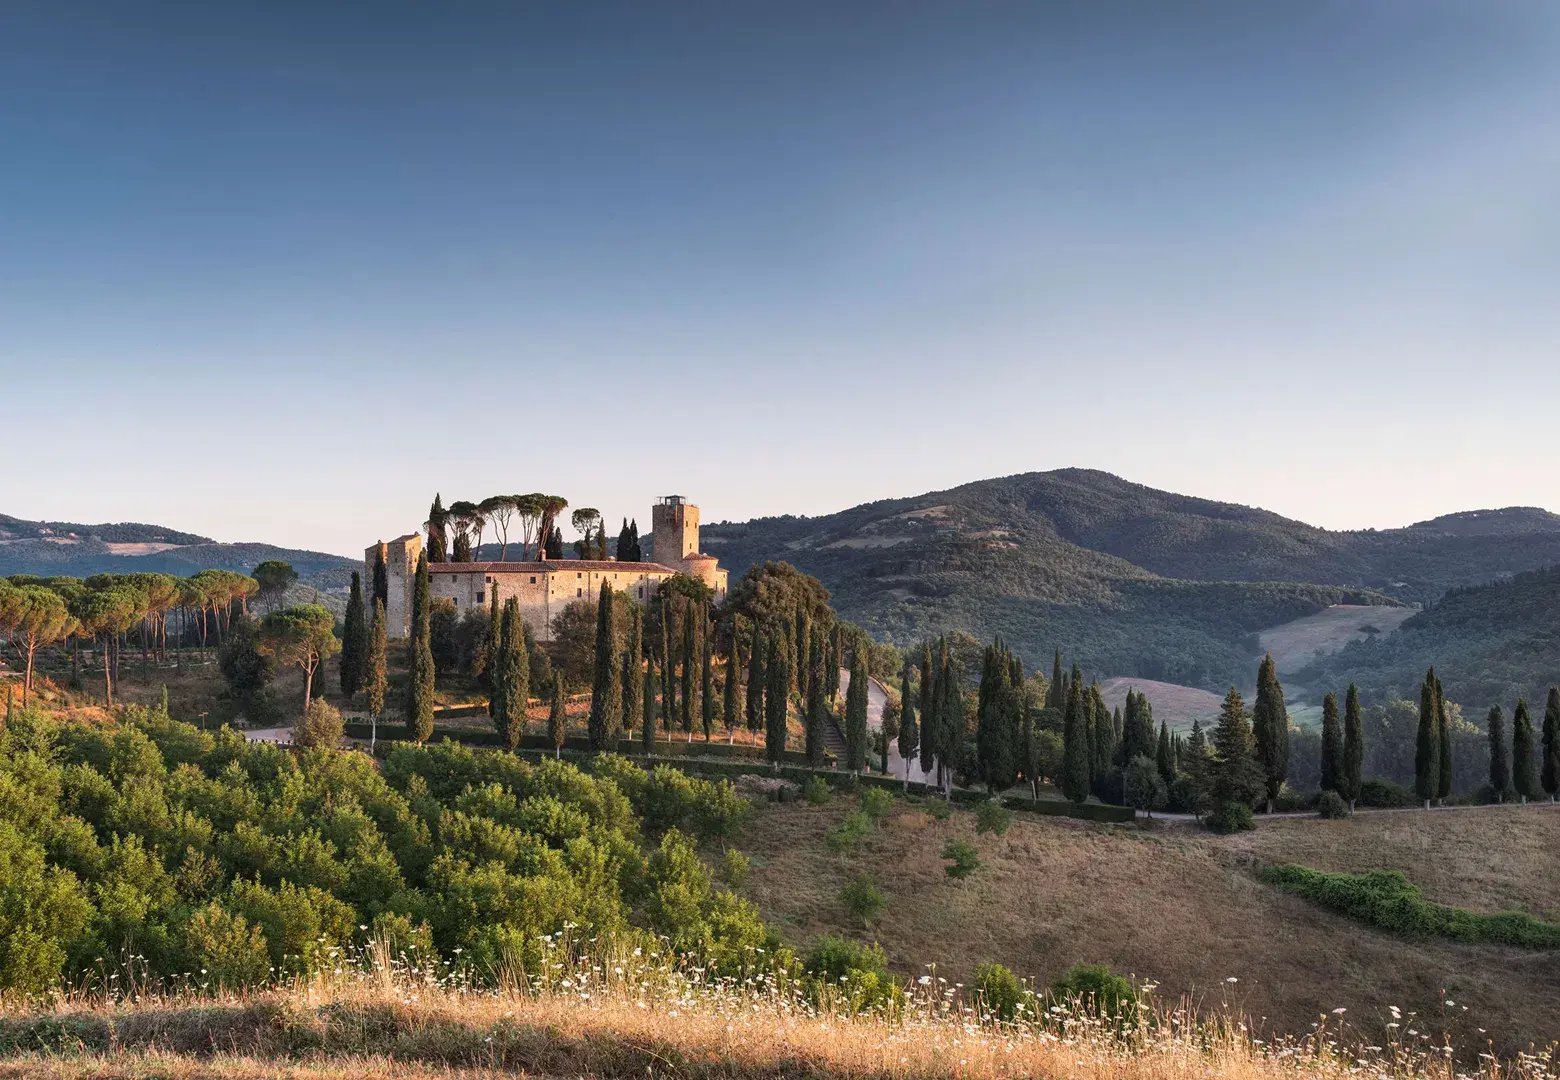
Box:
[682,552,718,561]
[425,560,680,575]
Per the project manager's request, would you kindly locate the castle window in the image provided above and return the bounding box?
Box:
[577,588,583,598]
[530,576,537,584]
[476,591,484,604]
[638,587,644,598]
[576,572,582,579]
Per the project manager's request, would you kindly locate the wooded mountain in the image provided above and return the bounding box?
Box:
[0,513,355,588]
[703,469,1560,697]
[1298,565,1560,713]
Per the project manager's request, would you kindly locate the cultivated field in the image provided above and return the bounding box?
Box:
[1097,677,1224,731]
[735,796,1560,1056]
[1259,605,1418,678]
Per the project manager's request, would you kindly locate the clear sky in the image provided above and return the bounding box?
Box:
[4,2,1558,556]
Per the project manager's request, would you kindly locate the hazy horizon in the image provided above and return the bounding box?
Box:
[6,2,1559,554]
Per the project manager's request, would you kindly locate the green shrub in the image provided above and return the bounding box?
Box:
[1357,778,1416,808]
[973,961,1030,1023]
[974,800,1012,836]
[1049,963,1138,1025]
[826,810,873,853]
[293,699,344,749]
[719,848,750,888]
[1261,865,1560,949]
[1206,801,1254,834]
[1316,791,1349,819]
[941,838,981,879]
[804,775,833,805]
[858,786,894,821]
[839,874,885,927]
[927,799,952,822]
[803,935,896,1012]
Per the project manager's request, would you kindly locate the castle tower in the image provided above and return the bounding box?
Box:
[651,495,699,566]
[366,532,422,639]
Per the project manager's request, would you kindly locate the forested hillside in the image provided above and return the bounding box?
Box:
[0,514,355,589]
[1298,566,1560,709]
[703,469,1560,694]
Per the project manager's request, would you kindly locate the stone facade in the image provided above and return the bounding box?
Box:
[368,496,730,642]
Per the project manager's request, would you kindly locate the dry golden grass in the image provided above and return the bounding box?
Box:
[0,962,1552,1080]
[736,798,1560,1057]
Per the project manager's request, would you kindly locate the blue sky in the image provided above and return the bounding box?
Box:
[3,2,1558,555]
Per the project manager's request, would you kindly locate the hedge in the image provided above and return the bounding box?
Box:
[1259,864,1560,949]
[342,722,823,766]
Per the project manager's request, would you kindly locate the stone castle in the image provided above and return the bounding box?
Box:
[368,495,729,642]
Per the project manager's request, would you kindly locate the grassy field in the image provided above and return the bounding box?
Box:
[1097,677,1224,731]
[1259,604,1418,679]
[1221,806,1560,920]
[734,795,1560,1056]
[0,962,1552,1080]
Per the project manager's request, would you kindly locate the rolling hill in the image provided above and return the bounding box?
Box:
[704,469,1560,698]
[0,513,356,589]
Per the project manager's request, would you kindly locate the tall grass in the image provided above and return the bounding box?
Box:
[0,933,1553,1080]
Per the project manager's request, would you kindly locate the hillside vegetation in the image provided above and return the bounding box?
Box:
[1298,566,1560,708]
[734,795,1560,1056]
[0,514,355,589]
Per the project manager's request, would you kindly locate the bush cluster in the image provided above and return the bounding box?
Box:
[0,707,769,997]
[1261,865,1560,949]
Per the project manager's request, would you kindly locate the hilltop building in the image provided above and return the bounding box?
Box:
[368,495,728,642]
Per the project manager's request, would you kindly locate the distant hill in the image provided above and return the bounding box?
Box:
[0,513,356,591]
[706,469,1560,696]
[1297,565,1560,710]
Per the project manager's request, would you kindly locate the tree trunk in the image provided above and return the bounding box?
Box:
[22,640,36,703]
[102,637,114,707]
[303,663,314,711]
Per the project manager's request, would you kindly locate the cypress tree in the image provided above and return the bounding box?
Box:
[975,642,1011,791]
[660,602,675,730]
[366,599,387,746]
[764,632,788,763]
[1089,683,1113,797]
[481,588,500,694]
[1156,720,1174,786]
[545,526,563,559]
[1415,667,1439,808]
[587,583,620,751]
[794,605,811,699]
[1512,698,1539,803]
[1047,649,1065,709]
[371,546,389,612]
[426,495,449,563]
[680,603,697,737]
[804,646,826,765]
[723,625,741,743]
[340,571,368,698]
[1060,666,1090,803]
[936,640,966,792]
[1341,683,1363,811]
[493,598,528,750]
[700,632,715,741]
[405,553,435,742]
[641,658,657,753]
[1319,691,1342,795]
[744,626,764,733]
[621,606,642,736]
[548,678,567,758]
[1543,687,1560,802]
[1436,676,1452,803]
[1210,687,1263,809]
[917,644,938,780]
[1487,704,1510,801]
[897,662,918,788]
[1251,653,1290,813]
[845,647,870,773]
